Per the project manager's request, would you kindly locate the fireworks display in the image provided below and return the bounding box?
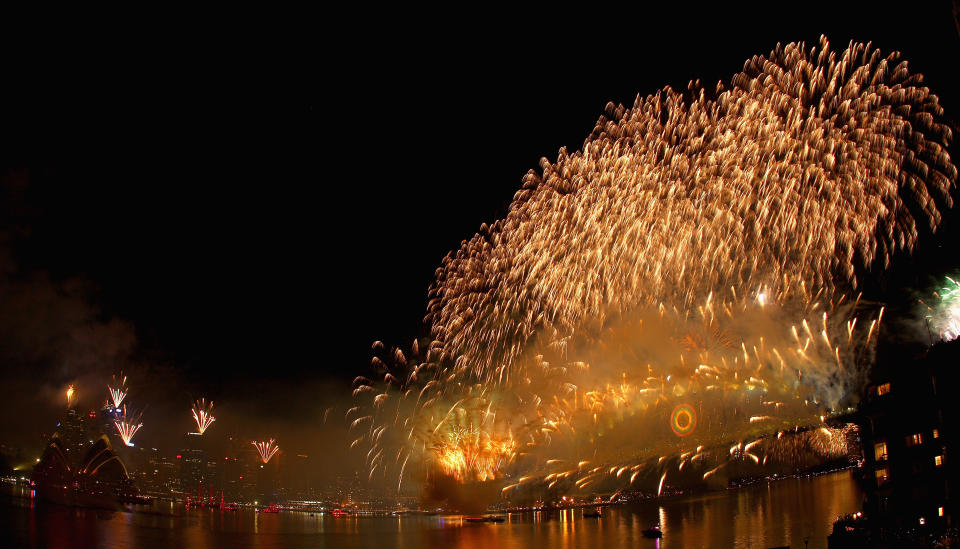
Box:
[191,398,216,435]
[114,406,143,446]
[252,439,279,464]
[66,385,75,408]
[351,37,956,497]
[921,276,960,342]
[108,374,128,409]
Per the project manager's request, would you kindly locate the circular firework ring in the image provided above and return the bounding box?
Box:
[670,404,696,437]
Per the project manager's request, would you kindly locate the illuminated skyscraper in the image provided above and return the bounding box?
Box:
[56,408,88,469]
[179,432,207,500]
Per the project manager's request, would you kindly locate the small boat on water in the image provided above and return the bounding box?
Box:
[465,515,506,523]
[642,525,663,538]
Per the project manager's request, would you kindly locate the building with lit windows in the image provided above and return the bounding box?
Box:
[856,339,959,533]
[178,433,211,501]
[56,408,89,467]
[99,402,122,446]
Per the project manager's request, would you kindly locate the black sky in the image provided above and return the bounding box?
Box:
[1,4,958,453]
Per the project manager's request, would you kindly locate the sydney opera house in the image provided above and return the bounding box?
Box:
[31,408,141,508]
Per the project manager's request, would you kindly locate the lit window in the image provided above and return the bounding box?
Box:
[875,467,889,484]
[935,455,944,467]
[906,433,924,447]
[877,383,891,396]
[933,429,940,439]
[940,507,945,517]
[874,442,888,461]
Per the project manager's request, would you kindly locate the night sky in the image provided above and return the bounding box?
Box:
[1,5,958,471]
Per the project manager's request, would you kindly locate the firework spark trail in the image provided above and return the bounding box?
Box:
[352,37,956,492]
[508,424,853,498]
[354,366,524,484]
[252,439,279,463]
[114,406,143,446]
[430,418,517,482]
[191,399,216,435]
[66,385,75,408]
[108,374,128,409]
[427,36,955,382]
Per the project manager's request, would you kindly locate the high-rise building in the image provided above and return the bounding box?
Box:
[284,453,317,501]
[56,408,88,469]
[256,453,281,504]
[220,435,258,503]
[237,444,258,502]
[205,458,220,495]
[159,457,179,493]
[219,454,240,502]
[857,339,959,531]
[179,433,208,500]
[99,401,122,446]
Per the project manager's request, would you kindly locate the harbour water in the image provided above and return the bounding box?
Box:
[0,469,862,549]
